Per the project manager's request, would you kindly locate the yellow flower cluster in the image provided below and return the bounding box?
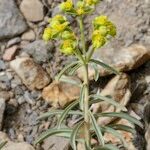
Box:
[59,0,100,16]
[43,14,77,55]
[92,15,116,48]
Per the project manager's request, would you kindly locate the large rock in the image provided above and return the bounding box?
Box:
[91,73,131,125]
[0,98,5,130]
[20,0,44,22]
[42,77,81,108]
[0,0,27,40]
[22,40,54,64]
[42,136,70,150]
[10,57,50,90]
[3,142,35,150]
[77,44,150,80]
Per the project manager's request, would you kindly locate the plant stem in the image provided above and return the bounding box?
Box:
[83,64,91,148]
[78,16,86,54]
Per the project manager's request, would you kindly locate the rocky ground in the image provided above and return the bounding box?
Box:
[0,0,150,150]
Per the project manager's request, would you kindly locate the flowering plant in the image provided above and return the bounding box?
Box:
[35,0,142,149]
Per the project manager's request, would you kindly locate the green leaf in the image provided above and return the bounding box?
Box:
[94,144,119,150]
[89,110,104,146]
[90,59,119,75]
[79,84,86,110]
[37,110,82,120]
[68,63,82,76]
[102,126,127,148]
[108,124,135,134]
[0,141,7,149]
[59,75,82,87]
[70,121,83,150]
[34,128,72,144]
[90,94,127,111]
[57,100,80,128]
[96,112,143,128]
[92,63,99,81]
[55,61,79,81]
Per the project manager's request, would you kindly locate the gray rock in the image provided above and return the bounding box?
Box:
[23,40,54,63]
[0,60,6,70]
[7,37,21,48]
[42,136,70,150]
[0,98,5,130]
[20,0,44,22]
[17,96,26,105]
[10,57,50,90]
[3,142,35,150]
[24,91,35,105]
[0,0,27,40]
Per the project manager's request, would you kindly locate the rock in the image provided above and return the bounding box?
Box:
[0,60,6,70]
[0,91,13,101]
[3,142,35,150]
[24,91,35,105]
[104,119,136,149]
[20,0,44,22]
[0,131,10,141]
[22,40,54,63]
[77,44,150,80]
[0,0,27,40]
[91,73,131,125]
[42,136,70,150]
[145,125,150,150]
[10,57,50,90]
[21,30,35,41]
[7,37,21,48]
[3,46,18,61]
[0,99,5,130]
[42,77,81,108]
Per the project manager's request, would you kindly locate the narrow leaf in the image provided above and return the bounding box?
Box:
[38,110,82,120]
[59,75,82,87]
[95,144,119,150]
[92,63,99,81]
[79,85,86,110]
[70,121,83,150]
[96,112,143,128]
[108,124,135,134]
[68,63,82,76]
[90,59,119,75]
[34,128,72,144]
[102,126,127,148]
[89,110,104,146]
[56,61,79,81]
[0,141,7,149]
[57,100,80,128]
[90,94,127,111]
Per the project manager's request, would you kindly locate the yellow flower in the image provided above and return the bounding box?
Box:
[60,39,76,55]
[53,15,67,23]
[54,22,69,32]
[92,30,106,48]
[76,7,85,15]
[61,30,76,39]
[106,21,116,37]
[43,27,53,41]
[60,0,73,11]
[98,26,107,36]
[85,0,99,6]
[93,15,108,26]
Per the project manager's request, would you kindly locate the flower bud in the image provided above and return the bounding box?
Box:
[42,27,53,41]
[61,30,75,39]
[60,0,73,11]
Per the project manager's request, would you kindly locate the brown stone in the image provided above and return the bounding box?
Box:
[3,46,18,61]
[77,44,150,80]
[10,57,50,90]
[42,77,80,108]
[91,73,131,125]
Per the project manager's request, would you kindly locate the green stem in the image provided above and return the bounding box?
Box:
[86,47,95,62]
[83,64,91,148]
[78,16,86,54]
